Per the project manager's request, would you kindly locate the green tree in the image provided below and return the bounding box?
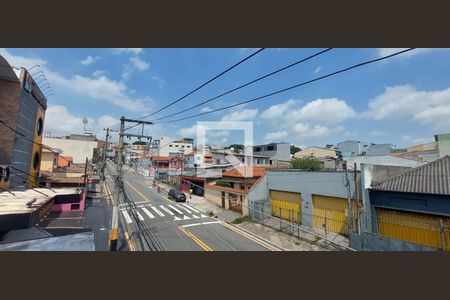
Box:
[290,157,323,171]
[290,144,301,155]
[227,144,245,152]
[133,140,147,145]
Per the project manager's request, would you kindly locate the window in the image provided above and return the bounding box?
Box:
[241,158,245,163]
[169,145,173,147]
[257,159,260,164]
[363,145,368,147]
[71,204,80,210]
[267,145,275,151]
[175,145,179,147]
[33,152,40,170]
[269,160,273,165]
[187,145,191,148]
[255,147,261,152]
[36,117,43,136]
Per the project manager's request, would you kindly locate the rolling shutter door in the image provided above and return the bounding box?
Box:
[270,190,301,223]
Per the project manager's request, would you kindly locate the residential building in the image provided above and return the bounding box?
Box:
[40,146,62,174]
[364,156,450,251]
[204,166,286,215]
[390,140,440,162]
[43,134,99,164]
[253,142,291,166]
[0,55,47,189]
[211,149,271,167]
[152,136,193,157]
[293,146,337,169]
[337,140,393,157]
[150,155,183,182]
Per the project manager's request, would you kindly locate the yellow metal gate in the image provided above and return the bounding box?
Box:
[312,195,360,235]
[376,208,450,251]
[270,190,301,223]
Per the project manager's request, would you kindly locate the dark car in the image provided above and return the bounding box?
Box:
[168,189,186,202]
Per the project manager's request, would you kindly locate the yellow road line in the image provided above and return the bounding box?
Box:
[125,232,135,251]
[178,226,213,251]
[125,181,152,202]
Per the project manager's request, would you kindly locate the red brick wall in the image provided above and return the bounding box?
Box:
[0,79,21,165]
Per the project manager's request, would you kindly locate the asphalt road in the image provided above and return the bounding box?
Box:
[105,161,267,251]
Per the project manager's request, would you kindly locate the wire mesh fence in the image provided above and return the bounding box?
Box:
[248,200,354,251]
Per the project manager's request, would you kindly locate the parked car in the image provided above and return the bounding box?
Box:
[168,189,186,202]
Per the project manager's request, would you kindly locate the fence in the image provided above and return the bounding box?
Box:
[359,209,450,251]
[248,199,354,251]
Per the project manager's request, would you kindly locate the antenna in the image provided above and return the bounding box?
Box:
[82,118,90,133]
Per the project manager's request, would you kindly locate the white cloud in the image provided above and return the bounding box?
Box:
[367,84,450,130]
[200,106,213,113]
[369,130,384,136]
[44,105,88,134]
[178,124,202,137]
[290,98,356,125]
[293,123,344,139]
[80,55,100,65]
[151,75,165,88]
[313,66,322,74]
[264,131,288,142]
[1,48,152,113]
[221,108,258,121]
[115,48,144,55]
[98,115,119,129]
[92,70,106,77]
[261,99,297,119]
[130,56,149,71]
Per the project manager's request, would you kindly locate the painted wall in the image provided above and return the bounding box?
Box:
[40,152,56,172]
[266,169,359,227]
[43,137,97,164]
[50,188,86,212]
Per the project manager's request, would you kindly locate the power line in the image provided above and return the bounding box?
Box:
[158,48,416,124]
[123,48,266,132]
[154,48,333,121]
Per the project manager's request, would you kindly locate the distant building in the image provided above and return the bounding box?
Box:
[152,136,193,157]
[253,142,291,166]
[435,133,450,157]
[337,140,393,157]
[344,155,425,170]
[43,134,99,164]
[294,146,336,159]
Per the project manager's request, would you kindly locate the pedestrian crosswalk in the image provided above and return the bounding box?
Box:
[120,203,209,224]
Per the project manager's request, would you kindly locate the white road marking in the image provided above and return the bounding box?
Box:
[120,200,148,207]
[183,221,221,228]
[160,205,175,216]
[168,205,183,214]
[176,204,192,213]
[200,214,208,218]
[137,211,144,221]
[192,214,200,219]
[174,216,182,221]
[142,207,155,219]
[183,204,200,213]
[122,210,133,224]
[151,206,165,217]
[183,215,191,220]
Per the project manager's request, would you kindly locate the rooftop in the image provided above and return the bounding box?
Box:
[222,166,287,178]
[371,155,450,195]
[0,188,81,215]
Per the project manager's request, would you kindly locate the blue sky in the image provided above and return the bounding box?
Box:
[1,48,450,149]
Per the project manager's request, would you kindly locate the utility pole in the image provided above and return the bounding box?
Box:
[343,162,352,236]
[109,116,153,251]
[354,162,359,234]
[102,128,118,181]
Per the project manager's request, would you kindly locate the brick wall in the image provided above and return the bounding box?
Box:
[0,79,21,165]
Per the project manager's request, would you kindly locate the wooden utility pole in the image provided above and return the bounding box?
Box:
[354,162,359,234]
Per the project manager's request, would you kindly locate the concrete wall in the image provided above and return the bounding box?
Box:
[266,169,360,227]
[247,175,268,210]
[436,134,450,157]
[204,187,227,209]
[366,144,392,156]
[344,156,424,171]
[338,140,373,156]
[40,152,55,172]
[43,137,98,164]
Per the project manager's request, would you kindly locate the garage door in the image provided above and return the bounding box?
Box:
[270,190,301,223]
[376,208,450,251]
[312,195,360,235]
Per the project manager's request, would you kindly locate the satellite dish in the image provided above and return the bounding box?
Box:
[82,118,89,125]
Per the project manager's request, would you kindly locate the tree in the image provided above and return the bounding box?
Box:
[290,157,323,171]
[227,144,245,152]
[290,144,301,155]
[133,141,147,145]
